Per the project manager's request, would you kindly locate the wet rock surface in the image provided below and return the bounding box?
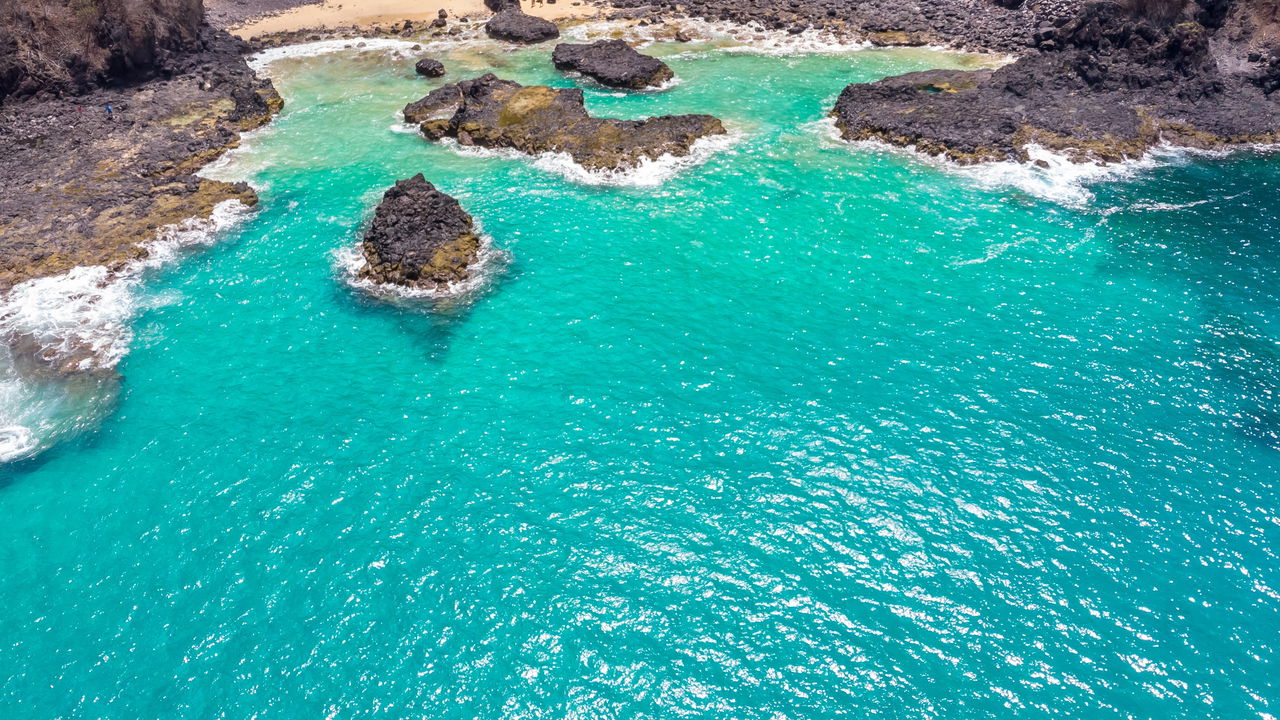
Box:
[0,27,281,293]
[485,10,561,43]
[553,39,675,89]
[415,57,447,77]
[831,0,1280,164]
[359,174,481,290]
[403,84,464,123]
[411,74,726,171]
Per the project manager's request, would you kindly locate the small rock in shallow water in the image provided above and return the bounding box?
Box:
[359,174,480,291]
[552,39,674,90]
[414,58,446,77]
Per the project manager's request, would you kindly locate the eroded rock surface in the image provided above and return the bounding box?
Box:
[359,174,481,290]
[410,74,725,171]
[485,10,560,43]
[553,39,675,89]
[832,0,1280,164]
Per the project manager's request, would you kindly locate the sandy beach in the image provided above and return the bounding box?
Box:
[219,0,599,37]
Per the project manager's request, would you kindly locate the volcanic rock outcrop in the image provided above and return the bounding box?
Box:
[831,0,1280,164]
[405,74,726,171]
[485,10,560,43]
[358,174,481,291]
[552,39,675,89]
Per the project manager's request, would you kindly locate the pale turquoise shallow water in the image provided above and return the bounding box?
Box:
[1,28,1278,719]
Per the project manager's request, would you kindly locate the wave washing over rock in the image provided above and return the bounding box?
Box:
[0,200,254,376]
[812,116,1271,206]
[0,200,252,463]
[440,130,743,187]
[335,237,508,303]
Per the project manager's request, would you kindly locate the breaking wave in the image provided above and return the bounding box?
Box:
[0,200,252,463]
[438,130,743,187]
[335,234,509,303]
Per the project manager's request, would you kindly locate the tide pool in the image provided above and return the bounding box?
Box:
[1,26,1277,719]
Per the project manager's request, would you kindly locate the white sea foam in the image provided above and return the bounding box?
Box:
[830,124,1193,206]
[562,18,871,55]
[439,130,743,187]
[0,200,252,375]
[248,37,423,71]
[335,233,508,302]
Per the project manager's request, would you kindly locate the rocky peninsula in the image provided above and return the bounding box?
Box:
[831,0,1280,164]
[406,74,726,171]
[0,0,281,294]
[358,174,482,291]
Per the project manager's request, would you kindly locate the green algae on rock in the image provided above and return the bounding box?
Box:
[407,74,725,172]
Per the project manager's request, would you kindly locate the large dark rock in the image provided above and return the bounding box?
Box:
[414,57,446,77]
[359,174,481,290]
[0,0,206,100]
[484,10,560,43]
[412,74,726,171]
[552,39,675,89]
[831,0,1280,164]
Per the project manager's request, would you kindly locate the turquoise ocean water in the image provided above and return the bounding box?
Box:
[1,25,1278,718]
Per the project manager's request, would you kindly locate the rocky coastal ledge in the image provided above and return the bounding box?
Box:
[406,74,725,171]
[0,16,281,295]
[358,174,482,291]
[831,0,1280,164]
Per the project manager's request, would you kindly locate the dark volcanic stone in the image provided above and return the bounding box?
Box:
[403,84,463,123]
[359,174,481,290]
[413,74,726,171]
[414,57,446,77]
[485,10,560,43]
[552,39,675,89]
[831,0,1280,164]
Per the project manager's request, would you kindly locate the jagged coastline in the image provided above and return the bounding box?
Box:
[830,0,1280,165]
[0,3,281,296]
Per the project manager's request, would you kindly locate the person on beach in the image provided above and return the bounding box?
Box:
[105,104,113,120]
[530,0,543,7]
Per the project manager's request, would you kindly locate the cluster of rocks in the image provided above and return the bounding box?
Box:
[358,174,481,291]
[406,73,724,171]
[831,0,1280,163]
[596,0,1086,53]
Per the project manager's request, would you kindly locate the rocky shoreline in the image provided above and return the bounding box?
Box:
[832,1,1280,164]
[0,26,280,296]
[2,0,1277,325]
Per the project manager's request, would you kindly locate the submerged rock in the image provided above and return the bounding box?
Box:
[359,174,480,290]
[831,1,1280,164]
[552,39,675,89]
[412,74,725,171]
[484,10,560,43]
[414,57,446,77]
